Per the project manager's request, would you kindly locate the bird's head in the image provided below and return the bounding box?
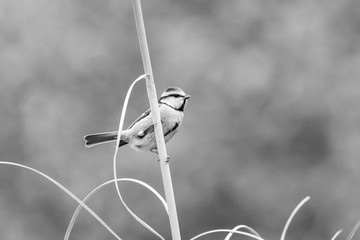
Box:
[159,87,190,111]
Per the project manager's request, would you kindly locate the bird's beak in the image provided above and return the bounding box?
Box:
[185,94,191,100]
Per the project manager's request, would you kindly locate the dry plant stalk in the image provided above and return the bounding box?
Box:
[131,0,181,239]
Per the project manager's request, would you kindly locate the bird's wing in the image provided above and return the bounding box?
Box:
[137,124,154,138]
[127,107,152,129]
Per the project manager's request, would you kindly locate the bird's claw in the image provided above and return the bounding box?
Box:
[157,155,170,163]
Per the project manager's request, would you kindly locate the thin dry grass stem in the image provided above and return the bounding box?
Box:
[132,0,181,239]
[0,161,122,240]
[346,219,360,240]
[64,178,168,240]
[331,229,342,240]
[190,229,265,240]
[112,74,165,240]
[224,225,262,240]
[280,196,310,240]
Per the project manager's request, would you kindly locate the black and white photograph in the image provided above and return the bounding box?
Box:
[1,0,360,239]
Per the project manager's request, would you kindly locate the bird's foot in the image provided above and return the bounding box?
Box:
[157,155,170,163]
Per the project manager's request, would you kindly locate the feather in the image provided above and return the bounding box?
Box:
[84,132,128,147]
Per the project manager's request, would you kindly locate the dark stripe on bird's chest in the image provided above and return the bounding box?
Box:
[165,122,179,136]
[178,101,186,112]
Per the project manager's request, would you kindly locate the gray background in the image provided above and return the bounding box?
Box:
[1,0,360,239]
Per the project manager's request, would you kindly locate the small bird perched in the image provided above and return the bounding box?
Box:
[84,87,190,154]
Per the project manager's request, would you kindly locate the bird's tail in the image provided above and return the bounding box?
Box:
[84,131,128,148]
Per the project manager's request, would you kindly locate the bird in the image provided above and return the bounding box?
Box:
[84,87,190,154]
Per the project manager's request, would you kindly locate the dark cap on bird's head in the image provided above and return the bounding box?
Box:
[160,87,191,100]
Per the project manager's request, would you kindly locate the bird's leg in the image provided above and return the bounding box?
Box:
[152,148,170,163]
[156,155,170,163]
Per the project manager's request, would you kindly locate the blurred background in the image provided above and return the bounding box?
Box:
[1,0,360,239]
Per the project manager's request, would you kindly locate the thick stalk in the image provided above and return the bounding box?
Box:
[131,1,181,239]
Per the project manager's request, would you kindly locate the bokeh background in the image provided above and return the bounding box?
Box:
[1,0,360,239]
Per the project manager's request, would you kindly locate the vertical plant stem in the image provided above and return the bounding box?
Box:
[131,1,181,239]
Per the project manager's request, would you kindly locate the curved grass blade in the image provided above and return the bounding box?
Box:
[190,229,265,240]
[112,74,165,240]
[0,161,121,240]
[346,219,360,240]
[280,196,310,240]
[224,225,262,240]
[64,178,168,240]
[331,229,342,240]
